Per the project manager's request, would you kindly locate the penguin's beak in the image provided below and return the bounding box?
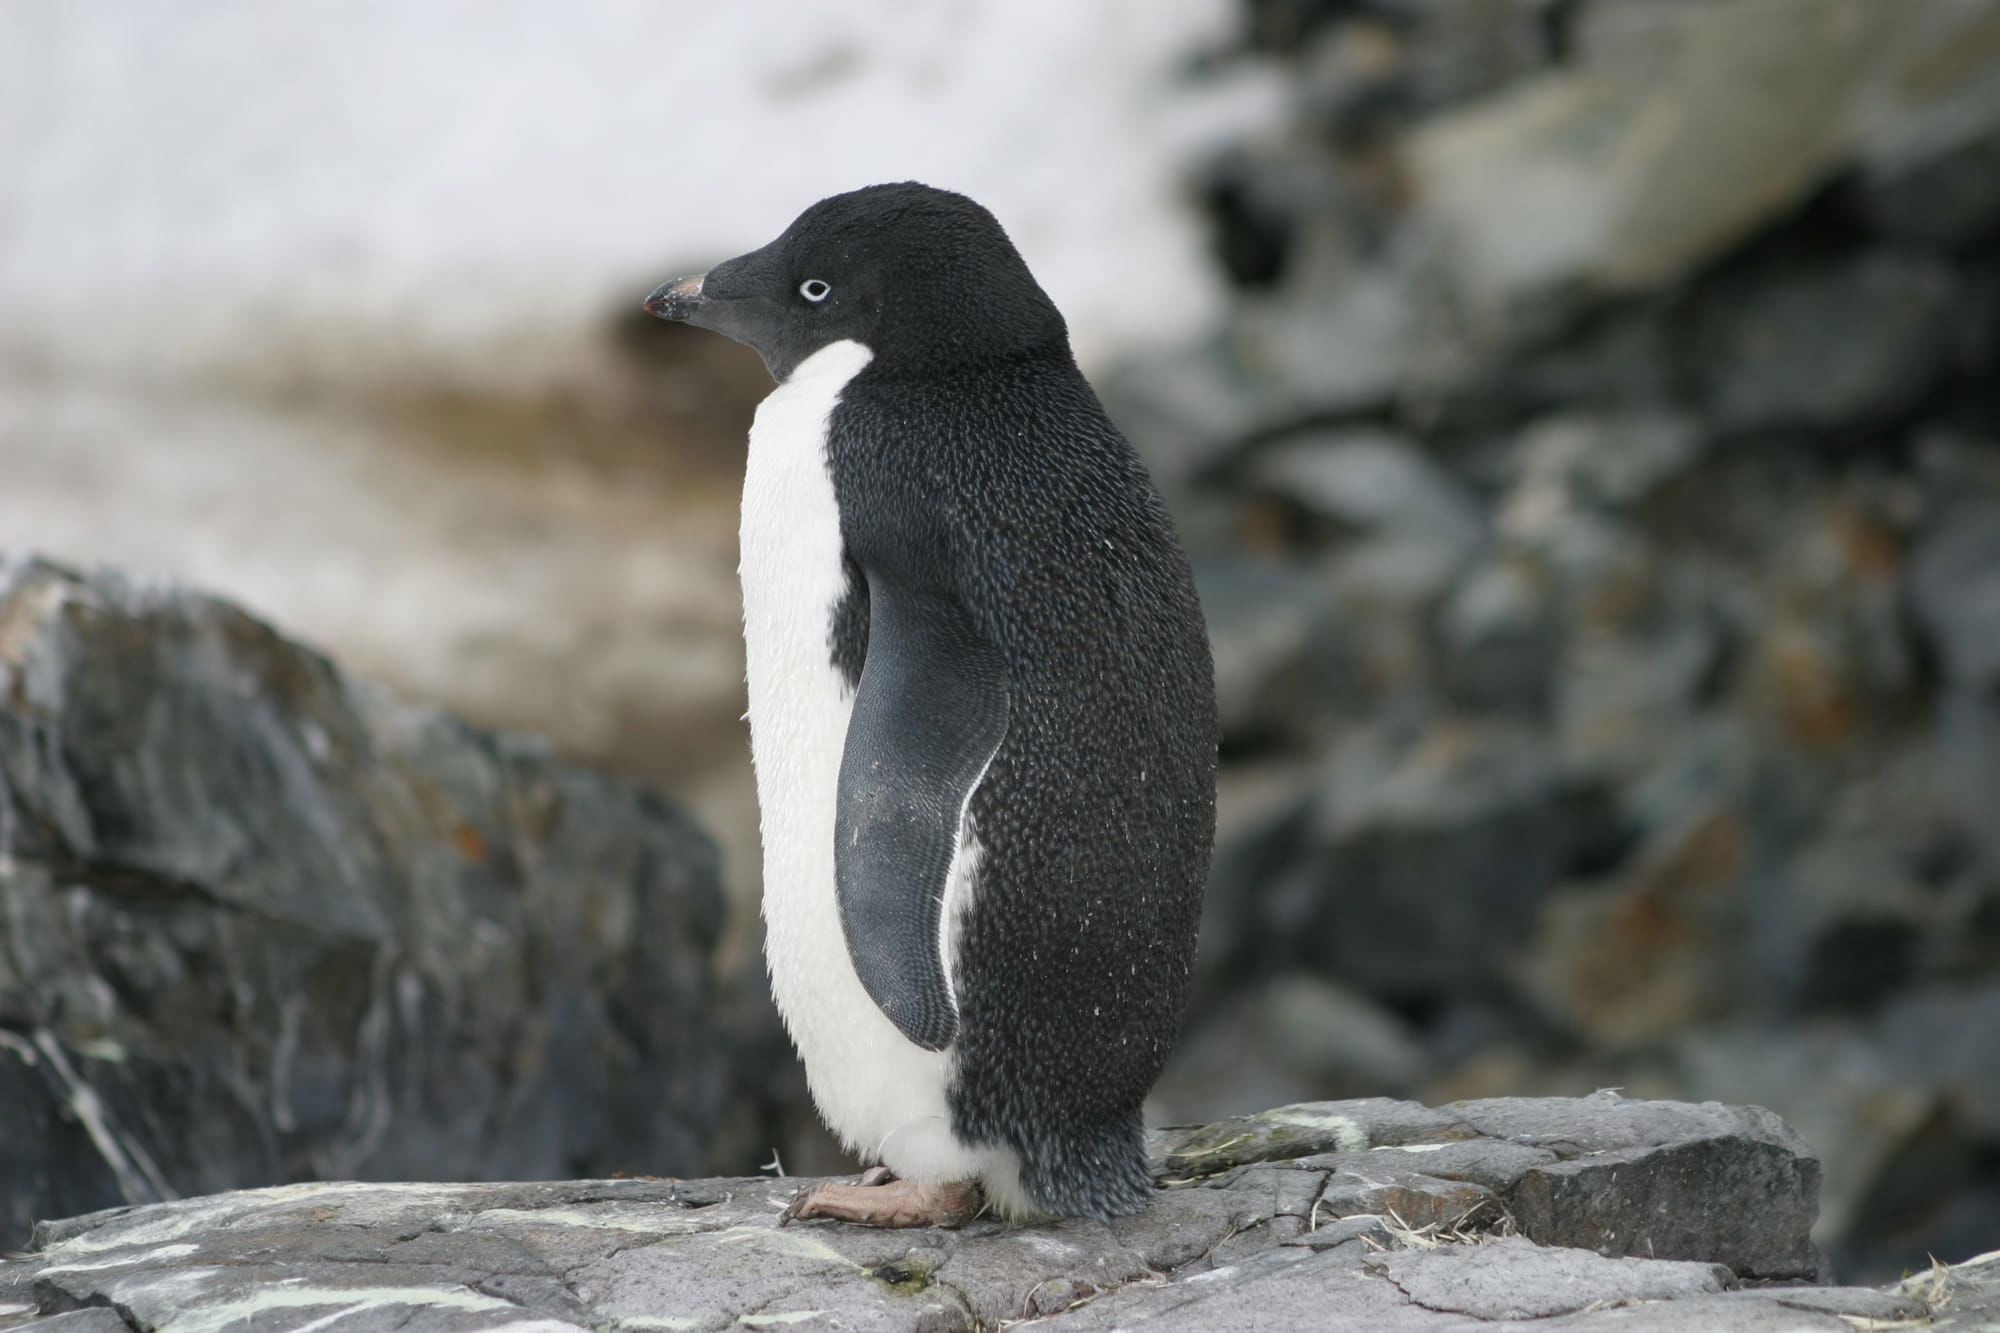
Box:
[642,258,786,378]
[643,273,708,322]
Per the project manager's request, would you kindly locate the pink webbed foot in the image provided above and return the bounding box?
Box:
[776,1175,984,1228]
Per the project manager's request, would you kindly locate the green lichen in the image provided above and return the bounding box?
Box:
[1156,1104,1374,1180]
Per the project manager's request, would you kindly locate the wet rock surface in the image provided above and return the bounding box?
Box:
[0,556,728,1249]
[4,1095,1968,1333]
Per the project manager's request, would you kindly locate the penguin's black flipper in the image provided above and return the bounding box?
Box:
[835,578,1009,1052]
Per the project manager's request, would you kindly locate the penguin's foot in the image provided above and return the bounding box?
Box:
[776,1177,983,1229]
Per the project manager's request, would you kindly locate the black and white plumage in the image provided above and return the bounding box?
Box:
[646,182,1216,1222]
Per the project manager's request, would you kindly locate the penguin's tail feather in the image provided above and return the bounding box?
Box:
[1005,1113,1157,1221]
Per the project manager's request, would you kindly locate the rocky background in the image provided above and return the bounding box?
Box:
[0,558,728,1245]
[1126,0,2000,1286]
[3,0,1999,1298]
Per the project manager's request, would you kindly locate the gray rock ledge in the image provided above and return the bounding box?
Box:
[6,1094,1987,1332]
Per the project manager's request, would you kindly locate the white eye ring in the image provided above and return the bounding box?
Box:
[799,279,831,302]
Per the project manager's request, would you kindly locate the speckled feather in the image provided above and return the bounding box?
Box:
[828,349,1216,1219]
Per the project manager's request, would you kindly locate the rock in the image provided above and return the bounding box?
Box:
[1317,1166,1498,1232]
[1375,0,1560,117]
[1855,126,2000,249]
[1153,1098,1468,1177]
[1502,413,1704,520]
[1246,974,1428,1091]
[1910,1249,2000,1331]
[1555,619,1731,794]
[1871,985,2000,1137]
[1485,298,1686,421]
[1251,428,1485,560]
[1161,1094,1821,1281]
[1455,1098,1821,1280]
[1908,440,2000,874]
[1152,975,1427,1123]
[1519,806,1753,1048]
[1195,557,1329,748]
[6,1314,130,1333]
[1433,554,1561,715]
[1096,341,1281,492]
[0,555,727,1248]
[1269,2,1560,147]
[0,1096,1844,1331]
[1278,721,1557,1001]
[1404,0,1995,323]
[1756,1284,1933,1323]
[1847,0,2000,252]
[1782,832,1930,1015]
[1191,761,1321,1007]
[1367,1237,1730,1321]
[1734,469,1924,755]
[1691,251,1960,432]
[1910,489,2000,695]
[1232,261,1432,418]
[1193,142,1353,293]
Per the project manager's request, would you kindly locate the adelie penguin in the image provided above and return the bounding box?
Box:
[645,183,1216,1227]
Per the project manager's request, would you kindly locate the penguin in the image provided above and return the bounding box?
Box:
[645,182,1215,1227]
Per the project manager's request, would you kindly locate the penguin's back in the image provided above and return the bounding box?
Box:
[829,351,1217,1219]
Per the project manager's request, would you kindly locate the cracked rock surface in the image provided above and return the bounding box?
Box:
[0,555,728,1245]
[4,1095,1981,1331]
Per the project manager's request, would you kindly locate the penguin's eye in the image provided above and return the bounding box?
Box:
[799,279,831,303]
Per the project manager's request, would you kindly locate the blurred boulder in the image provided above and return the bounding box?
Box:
[1503,412,1704,516]
[1407,0,1987,322]
[1100,339,1281,493]
[1153,972,1425,1124]
[1195,760,1321,1004]
[1368,0,1561,117]
[1487,299,1687,421]
[1235,264,1431,417]
[1433,553,1560,715]
[0,555,728,1247]
[1197,556,1328,748]
[1260,430,1488,660]
[1855,126,2000,250]
[1910,484,2000,695]
[1187,0,2000,430]
[1691,251,1959,432]
[1273,720,1557,1000]
[1252,428,1484,556]
[1518,805,1750,1050]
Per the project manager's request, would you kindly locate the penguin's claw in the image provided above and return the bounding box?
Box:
[772,1165,896,1225]
[776,1178,982,1229]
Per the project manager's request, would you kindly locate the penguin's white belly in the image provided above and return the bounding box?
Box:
[740,339,1018,1196]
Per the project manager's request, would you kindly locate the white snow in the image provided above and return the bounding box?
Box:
[1,0,1276,389]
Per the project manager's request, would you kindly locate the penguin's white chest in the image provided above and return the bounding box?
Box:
[740,340,1011,1190]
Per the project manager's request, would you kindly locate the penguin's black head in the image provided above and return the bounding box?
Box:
[645,182,1070,382]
